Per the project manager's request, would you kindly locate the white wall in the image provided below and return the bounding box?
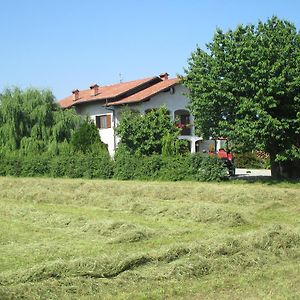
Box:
[76,103,116,155]
[136,85,189,118]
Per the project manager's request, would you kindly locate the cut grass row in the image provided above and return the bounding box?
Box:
[0,177,299,299]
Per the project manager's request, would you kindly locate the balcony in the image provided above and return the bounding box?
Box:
[175,109,191,136]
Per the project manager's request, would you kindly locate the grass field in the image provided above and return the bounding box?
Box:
[0,177,299,299]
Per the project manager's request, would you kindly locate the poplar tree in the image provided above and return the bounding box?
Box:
[182,17,300,179]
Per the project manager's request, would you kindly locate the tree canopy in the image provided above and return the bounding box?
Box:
[71,118,108,155]
[116,107,182,156]
[182,16,300,178]
[0,87,81,155]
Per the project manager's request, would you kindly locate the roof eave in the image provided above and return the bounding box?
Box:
[107,81,180,107]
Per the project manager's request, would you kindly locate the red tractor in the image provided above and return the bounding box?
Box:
[216,148,236,176]
[203,139,235,176]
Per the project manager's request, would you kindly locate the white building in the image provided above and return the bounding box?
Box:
[59,73,223,156]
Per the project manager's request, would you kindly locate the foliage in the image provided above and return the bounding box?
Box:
[0,152,113,179]
[21,154,50,177]
[0,87,81,154]
[0,152,22,177]
[196,155,228,182]
[71,118,107,154]
[116,107,181,155]
[158,155,190,181]
[130,155,165,180]
[234,152,270,169]
[50,152,113,179]
[113,149,227,182]
[113,144,140,180]
[0,145,225,182]
[182,17,300,178]
[0,87,113,179]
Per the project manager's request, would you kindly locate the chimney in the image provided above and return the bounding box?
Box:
[90,84,99,96]
[159,72,169,80]
[72,89,80,101]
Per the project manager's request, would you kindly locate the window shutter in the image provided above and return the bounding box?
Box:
[95,116,100,129]
[106,114,111,128]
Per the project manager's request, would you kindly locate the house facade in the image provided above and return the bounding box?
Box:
[59,73,224,156]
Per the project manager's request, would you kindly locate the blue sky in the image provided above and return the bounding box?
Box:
[1,0,300,100]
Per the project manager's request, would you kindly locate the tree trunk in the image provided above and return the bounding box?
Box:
[270,152,282,179]
[270,152,300,179]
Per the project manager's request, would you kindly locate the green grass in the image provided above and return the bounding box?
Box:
[0,177,300,299]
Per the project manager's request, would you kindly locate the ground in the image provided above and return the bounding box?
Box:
[235,168,271,179]
[0,177,299,299]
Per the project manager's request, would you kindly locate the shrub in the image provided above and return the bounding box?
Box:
[71,119,107,154]
[113,145,140,180]
[1,153,22,176]
[113,150,228,182]
[186,153,205,177]
[235,152,269,169]
[0,144,227,182]
[50,155,71,178]
[0,152,50,177]
[49,152,113,179]
[134,155,164,180]
[21,155,50,177]
[159,156,189,181]
[0,151,7,176]
[196,156,228,182]
[116,107,180,156]
[82,154,114,179]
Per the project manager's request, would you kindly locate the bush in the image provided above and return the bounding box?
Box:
[159,156,189,181]
[21,155,50,177]
[235,152,269,169]
[186,153,205,177]
[113,145,140,180]
[0,153,22,176]
[50,153,113,179]
[134,155,164,180]
[71,119,107,154]
[82,154,114,179]
[116,107,180,156]
[113,149,227,182]
[50,155,71,178]
[0,146,227,182]
[196,156,228,182]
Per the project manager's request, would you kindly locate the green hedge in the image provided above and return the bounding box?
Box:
[0,154,23,177]
[50,153,113,179]
[234,152,270,169]
[0,152,113,179]
[0,152,228,182]
[113,151,227,182]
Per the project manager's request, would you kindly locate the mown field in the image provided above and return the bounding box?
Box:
[0,177,299,299]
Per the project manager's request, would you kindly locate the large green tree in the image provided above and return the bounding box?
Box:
[0,87,81,154]
[116,107,181,156]
[182,16,300,179]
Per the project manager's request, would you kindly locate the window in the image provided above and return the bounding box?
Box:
[95,114,111,129]
[174,109,191,135]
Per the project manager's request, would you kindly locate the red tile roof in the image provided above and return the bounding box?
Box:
[58,75,180,108]
[107,78,179,106]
